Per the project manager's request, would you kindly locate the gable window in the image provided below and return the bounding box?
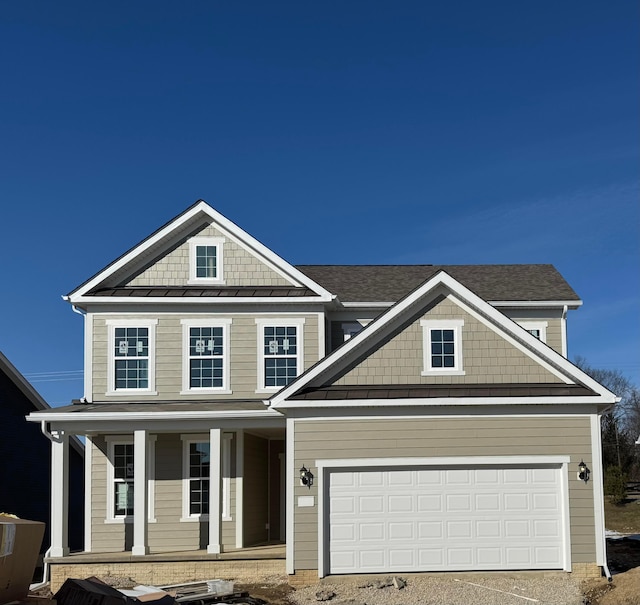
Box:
[189,237,225,284]
[106,319,157,395]
[255,318,305,391]
[421,319,465,375]
[517,321,548,343]
[181,319,231,394]
[181,434,232,522]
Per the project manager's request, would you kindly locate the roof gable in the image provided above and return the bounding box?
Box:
[269,271,616,408]
[67,201,333,303]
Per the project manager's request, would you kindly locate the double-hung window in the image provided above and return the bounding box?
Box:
[181,434,232,522]
[105,436,156,523]
[189,237,225,284]
[181,319,231,394]
[256,319,305,391]
[421,319,465,375]
[113,443,134,517]
[106,319,157,395]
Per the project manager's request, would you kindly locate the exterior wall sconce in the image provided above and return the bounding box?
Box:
[300,465,314,488]
[578,460,590,483]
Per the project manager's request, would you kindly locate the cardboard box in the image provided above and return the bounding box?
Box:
[0,517,45,605]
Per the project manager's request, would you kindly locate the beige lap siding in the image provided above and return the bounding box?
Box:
[92,313,319,401]
[292,416,596,571]
[91,433,237,553]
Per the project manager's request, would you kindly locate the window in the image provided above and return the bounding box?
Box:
[105,436,156,522]
[421,319,465,375]
[181,434,232,521]
[189,237,225,284]
[181,319,231,394]
[187,442,210,516]
[106,320,157,395]
[517,321,548,343]
[113,443,134,517]
[256,319,305,391]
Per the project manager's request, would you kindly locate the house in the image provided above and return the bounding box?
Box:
[26,200,618,589]
[0,351,84,552]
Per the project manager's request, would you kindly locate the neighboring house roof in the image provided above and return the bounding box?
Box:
[0,350,84,456]
[296,264,582,304]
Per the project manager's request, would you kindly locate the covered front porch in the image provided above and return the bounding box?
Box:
[28,401,288,586]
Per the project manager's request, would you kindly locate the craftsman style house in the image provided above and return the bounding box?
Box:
[28,200,617,587]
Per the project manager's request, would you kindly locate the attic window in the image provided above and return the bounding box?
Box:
[189,237,225,284]
[517,321,548,343]
[420,319,465,376]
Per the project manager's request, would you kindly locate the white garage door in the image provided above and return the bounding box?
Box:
[328,466,565,574]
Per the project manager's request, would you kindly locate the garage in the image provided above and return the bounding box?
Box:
[327,465,567,575]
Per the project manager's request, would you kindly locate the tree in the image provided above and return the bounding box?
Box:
[574,356,640,482]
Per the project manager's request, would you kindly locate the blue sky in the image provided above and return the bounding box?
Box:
[0,1,638,406]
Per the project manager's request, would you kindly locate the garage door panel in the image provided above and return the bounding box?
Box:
[328,465,565,574]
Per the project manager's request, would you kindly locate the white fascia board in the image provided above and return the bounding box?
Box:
[274,396,615,409]
[489,300,583,309]
[340,302,394,308]
[26,408,283,423]
[70,295,332,305]
[270,271,616,407]
[68,201,334,301]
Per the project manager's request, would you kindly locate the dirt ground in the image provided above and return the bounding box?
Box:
[25,537,640,605]
[581,537,640,605]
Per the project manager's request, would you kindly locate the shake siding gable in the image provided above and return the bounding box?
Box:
[127,222,293,287]
[292,416,597,570]
[334,296,563,386]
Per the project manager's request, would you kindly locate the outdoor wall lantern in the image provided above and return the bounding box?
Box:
[578,459,590,483]
[300,465,314,488]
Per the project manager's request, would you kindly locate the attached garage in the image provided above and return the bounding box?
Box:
[322,461,570,576]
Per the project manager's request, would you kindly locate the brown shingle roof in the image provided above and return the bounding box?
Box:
[295,264,580,303]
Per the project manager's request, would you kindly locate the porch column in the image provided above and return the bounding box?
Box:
[132,429,148,556]
[50,429,69,557]
[207,428,222,554]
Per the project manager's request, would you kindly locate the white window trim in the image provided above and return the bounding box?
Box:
[180,318,232,395]
[420,319,465,376]
[105,435,156,523]
[106,319,158,396]
[180,433,232,522]
[188,236,225,285]
[255,318,305,393]
[517,320,548,343]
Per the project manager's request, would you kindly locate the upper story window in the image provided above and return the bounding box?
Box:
[517,321,548,343]
[189,237,225,284]
[255,318,305,391]
[420,319,465,376]
[106,319,157,395]
[181,319,232,394]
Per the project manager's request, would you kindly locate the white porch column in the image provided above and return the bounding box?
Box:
[50,429,69,557]
[207,428,222,554]
[132,429,148,556]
